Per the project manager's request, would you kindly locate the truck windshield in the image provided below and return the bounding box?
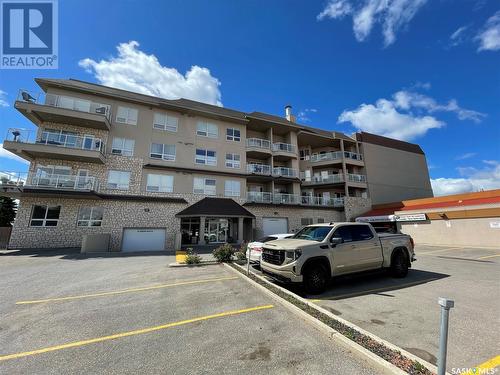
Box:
[293,226,332,241]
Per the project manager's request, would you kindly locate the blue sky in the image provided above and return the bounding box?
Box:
[0,0,499,195]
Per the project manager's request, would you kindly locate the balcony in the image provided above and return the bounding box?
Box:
[272,142,297,160]
[272,167,298,178]
[301,195,344,207]
[347,173,367,184]
[0,171,99,198]
[246,191,273,204]
[244,192,344,208]
[307,151,364,166]
[2,128,106,164]
[246,138,272,158]
[310,151,343,163]
[15,90,111,130]
[247,164,272,176]
[300,173,344,186]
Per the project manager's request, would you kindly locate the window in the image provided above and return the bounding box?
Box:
[351,225,374,241]
[153,112,178,132]
[107,170,131,190]
[225,153,241,169]
[226,128,241,141]
[317,218,325,223]
[332,226,353,243]
[299,149,310,161]
[30,205,61,227]
[35,165,71,177]
[150,143,176,161]
[197,122,218,138]
[146,174,174,192]
[116,106,138,125]
[195,149,217,166]
[301,218,313,226]
[224,180,240,197]
[293,226,332,241]
[193,177,216,195]
[77,207,104,227]
[111,138,135,156]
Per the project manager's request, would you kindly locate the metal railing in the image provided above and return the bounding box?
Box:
[301,195,345,207]
[30,173,99,191]
[18,90,112,120]
[273,193,300,204]
[246,191,273,203]
[310,151,363,163]
[272,142,296,154]
[0,171,27,186]
[247,164,272,175]
[347,173,367,183]
[272,167,298,178]
[5,128,106,154]
[300,173,344,185]
[0,171,99,191]
[246,138,271,150]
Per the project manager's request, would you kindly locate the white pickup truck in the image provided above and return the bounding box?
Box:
[260,222,415,294]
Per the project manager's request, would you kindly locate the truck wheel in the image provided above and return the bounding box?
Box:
[304,264,329,294]
[391,250,409,278]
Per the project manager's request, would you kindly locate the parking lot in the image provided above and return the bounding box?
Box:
[252,244,500,373]
[0,251,380,374]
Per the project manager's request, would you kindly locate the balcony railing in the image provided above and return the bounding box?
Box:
[246,191,273,203]
[245,192,344,207]
[347,173,367,183]
[272,167,298,178]
[273,193,300,205]
[246,138,271,150]
[309,151,363,163]
[18,90,112,120]
[272,142,296,154]
[5,128,105,154]
[0,171,99,191]
[247,164,272,175]
[300,173,344,185]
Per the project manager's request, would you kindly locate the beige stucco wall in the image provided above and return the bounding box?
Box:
[398,217,500,248]
[361,142,433,205]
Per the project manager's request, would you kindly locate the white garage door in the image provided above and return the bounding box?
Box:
[262,218,288,237]
[121,228,166,252]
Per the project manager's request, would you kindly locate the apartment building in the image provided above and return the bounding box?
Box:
[0,78,431,252]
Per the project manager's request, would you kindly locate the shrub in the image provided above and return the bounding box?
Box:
[185,248,202,264]
[235,251,247,261]
[212,243,235,262]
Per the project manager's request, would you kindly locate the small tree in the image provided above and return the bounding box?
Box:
[0,197,17,227]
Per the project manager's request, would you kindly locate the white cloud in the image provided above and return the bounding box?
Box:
[0,90,8,107]
[449,25,469,47]
[297,108,318,122]
[476,11,500,51]
[79,41,222,106]
[392,90,486,123]
[338,88,484,141]
[455,152,476,160]
[338,98,443,141]
[0,144,29,165]
[317,0,352,20]
[318,0,428,46]
[431,160,500,196]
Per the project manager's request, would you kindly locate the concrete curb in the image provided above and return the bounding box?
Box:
[224,263,407,375]
[168,261,219,267]
[227,262,445,375]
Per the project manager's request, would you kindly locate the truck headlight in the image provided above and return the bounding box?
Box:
[285,249,302,261]
[294,249,302,259]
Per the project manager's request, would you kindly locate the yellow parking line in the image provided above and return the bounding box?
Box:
[463,355,500,374]
[16,276,238,305]
[311,278,439,301]
[477,254,500,260]
[418,247,462,255]
[0,304,274,362]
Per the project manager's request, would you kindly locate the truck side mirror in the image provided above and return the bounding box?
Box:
[330,237,343,246]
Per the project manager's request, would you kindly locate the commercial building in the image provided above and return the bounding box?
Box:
[1,78,432,252]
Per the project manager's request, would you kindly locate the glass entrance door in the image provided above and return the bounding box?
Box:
[205,218,228,243]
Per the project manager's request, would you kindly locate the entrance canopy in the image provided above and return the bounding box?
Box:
[176,197,255,218]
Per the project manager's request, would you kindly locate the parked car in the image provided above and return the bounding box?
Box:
[246,233,294,263]
[260,223,415,294]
